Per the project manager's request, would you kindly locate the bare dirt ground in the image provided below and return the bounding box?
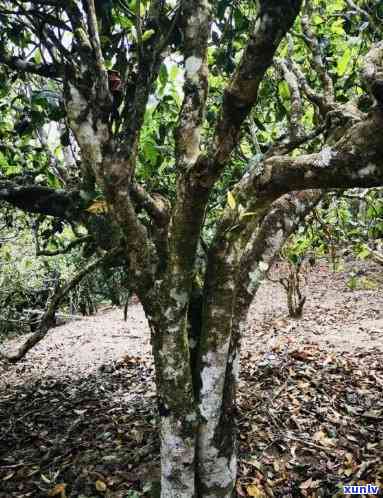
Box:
[0,258,382,498]
[245,258,383,356]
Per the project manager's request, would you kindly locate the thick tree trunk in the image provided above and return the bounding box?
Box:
[197,337,238,498]
[154,317,239,498]
[145,309,198,498]
[197,339,240,498]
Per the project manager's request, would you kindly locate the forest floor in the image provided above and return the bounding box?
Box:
[0,257,382,498]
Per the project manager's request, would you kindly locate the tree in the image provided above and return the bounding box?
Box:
[0,0,382,496]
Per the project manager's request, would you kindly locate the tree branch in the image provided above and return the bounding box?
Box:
[0,181,84,220]
[289,56,331,115]
[239,110,383,204]
[167,0,211,280]
[0,52,64,78]
[345,0,379,34]
[236,190,322,302]
[84,0,107,74]
[212,0,302,165]
[130,183,170,227]
[166,1,302,294]
[275,58,304,141]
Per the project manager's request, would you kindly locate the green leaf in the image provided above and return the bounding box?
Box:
[145,141,159,165]
[159,64,168,87]
[337,47,351,76]
[169,65,179,81]
[331,18,345,35]
[33,49,42,65]
[312,14,323,25]
[278,81,290,101]
[47,172,62,188]
[142,29,155,42]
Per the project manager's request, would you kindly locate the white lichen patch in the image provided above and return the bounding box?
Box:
[258,261,269,272]
[314,146,334,168]
[364,62,375,78]
[304,170,314,179]
[67,84,88,119]
[186,412,197,423]
[160,418,195,497]
[283,216,294,230]
[358,163,376,178]
[205,456,235,488]
[66,83,108,165]
[199,343,230,420]
[198,344,238,495]
[169,288,188,307]
[182,126,201,166]
[163,306,174,321]
[247,268,262,295]
[185,56,202,77]
[161,418,195,463]
[231,349,240,383]
[198,437,236,494]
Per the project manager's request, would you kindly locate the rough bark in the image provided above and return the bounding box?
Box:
[0,181,84,220]
[149,0,212,494]
[195,190,322,497]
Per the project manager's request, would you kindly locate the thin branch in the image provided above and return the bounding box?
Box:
[300,12,335,107]
[289,57,332,115]
[135,0,144,62]
[345,0,379,34]
[275,58,304,141]
[266,122,327,157]
[84,0,107,71]
[156,4,182,54]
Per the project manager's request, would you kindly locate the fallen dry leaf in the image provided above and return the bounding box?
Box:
[95,479,107,492]
[48,483,67,498]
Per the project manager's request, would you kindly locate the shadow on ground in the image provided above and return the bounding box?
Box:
[0,356,159,498]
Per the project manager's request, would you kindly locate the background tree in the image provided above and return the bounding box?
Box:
[0,0,383,496]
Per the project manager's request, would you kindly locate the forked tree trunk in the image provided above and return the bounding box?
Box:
[142,191,323,498]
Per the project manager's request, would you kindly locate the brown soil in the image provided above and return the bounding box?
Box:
[245,257,383,357]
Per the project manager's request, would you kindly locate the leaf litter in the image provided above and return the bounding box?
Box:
[0,258,382,497]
